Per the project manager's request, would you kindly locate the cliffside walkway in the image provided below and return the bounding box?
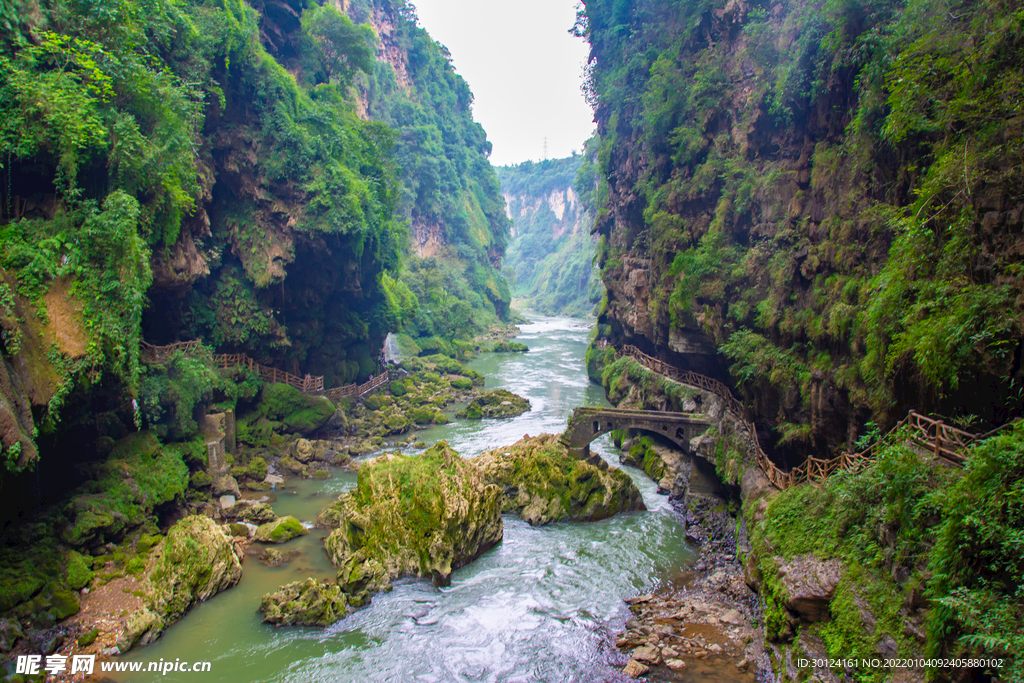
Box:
[579,343,986,490]
[141,341,389,399]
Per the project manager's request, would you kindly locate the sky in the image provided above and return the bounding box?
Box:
[411,0,595,167]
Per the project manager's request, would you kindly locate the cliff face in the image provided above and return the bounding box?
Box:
[498,155,602,317]
[580,0,1024,456]
[345,0,513,329]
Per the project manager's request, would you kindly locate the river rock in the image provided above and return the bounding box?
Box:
[320,442,503,597]
[776,555,844,622]
[254,516,309,544]
[0,618,23,652]
[472,434,645,525]
[212,473,241,497]
[291,438,316,462]
[632,644,661,664]
[258,548,295,567]
[623,659,649,679]
[260,578,347,627]
[234,502,277,524]
[122,516,242,649]
[458,389,530,419]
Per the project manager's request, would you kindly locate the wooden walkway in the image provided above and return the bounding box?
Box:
[610,343,984,490]
[141,341,389,399]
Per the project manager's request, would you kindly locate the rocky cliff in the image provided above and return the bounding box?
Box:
[578,0,1024,676]
[580,0,1024,458]
[343,0,513,334]
[498,152,603,316]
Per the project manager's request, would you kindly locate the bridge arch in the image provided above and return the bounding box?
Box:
[561,407,711,460]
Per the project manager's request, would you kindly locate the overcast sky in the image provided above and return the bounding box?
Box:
[411,0,595,167]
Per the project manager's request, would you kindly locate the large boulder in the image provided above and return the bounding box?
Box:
[473,434,645,525]
[260,578,347,627]
[458,390,530,420]
[320,442,503,597]
[254,516,308,544]
[258,384,335,435]
[776,555,844,622]
[124,515,243,647]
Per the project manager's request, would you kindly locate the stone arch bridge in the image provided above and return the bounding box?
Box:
[560,406,711,460]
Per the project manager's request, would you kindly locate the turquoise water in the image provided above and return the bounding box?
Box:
[116,315,696,682]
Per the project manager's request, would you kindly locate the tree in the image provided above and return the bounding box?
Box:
[301,6,374,87]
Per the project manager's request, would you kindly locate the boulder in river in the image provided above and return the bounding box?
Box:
[458,389,530,419]
[254,516,309,544]
[473,434,645,525]
[260,578,347,626]
[320,442,503,596]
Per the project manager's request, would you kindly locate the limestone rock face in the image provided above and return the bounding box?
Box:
[320,442,503,595]
[126,516,243,647]
[254,516,309,544]
[776,554,844,622]
[260,578,347,627]
[473,434,645,525]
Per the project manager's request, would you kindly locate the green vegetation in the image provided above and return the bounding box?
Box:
[600,356,698,411]
[62,431,188,548]
[498,152,604,317]
[580,0,1024,443]
[343,0,512,341]
[747,426,1024,678]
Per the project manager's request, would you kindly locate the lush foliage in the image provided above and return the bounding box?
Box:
[581,0,1024,444]
[498,151,604,317]
[747,425,1024,678]
[344,0,512,337]
[0,0,407,458]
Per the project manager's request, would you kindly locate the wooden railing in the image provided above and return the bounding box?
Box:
[605,341,984,489]
[618,345,743,415]
[140,340,203,363]
[142,340,386,398]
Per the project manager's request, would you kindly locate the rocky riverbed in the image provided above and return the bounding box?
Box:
[614,497,763,680]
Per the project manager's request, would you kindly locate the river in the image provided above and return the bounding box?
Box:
[116,315,696,682]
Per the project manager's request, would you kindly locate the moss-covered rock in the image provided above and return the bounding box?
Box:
[134,515,243,646]
[450,376,473,390]
[189,470,213,489]
[622,437,667,482]
[459,390,531,420]
[65,551,93,590]
[492,340,528,352]
[50,589,80,619]
[407,406,436,424]
[61,431,189,548]
[319,443,503,596]
[77,627,99,648]
[257,384,335,435]
[255,516,308,544]
[279,456,308,476]
[235,502,276,524]
[474,434,645,525]
[260,578,347,627]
